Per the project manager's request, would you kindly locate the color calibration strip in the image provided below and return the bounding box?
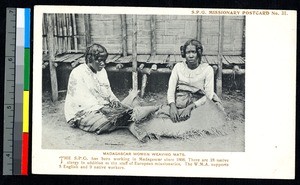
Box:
[22,8,30,175]
[3,8,30,175]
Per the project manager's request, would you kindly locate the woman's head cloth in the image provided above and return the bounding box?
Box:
[85,43,108,63]
[180,39,203,58]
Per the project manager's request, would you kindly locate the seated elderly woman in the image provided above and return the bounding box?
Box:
[64,43,138,134]
[129,39,227,141]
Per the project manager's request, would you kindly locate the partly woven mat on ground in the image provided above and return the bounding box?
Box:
[70,90,140,134]
[129,98,231,142]
[77,105,132,134]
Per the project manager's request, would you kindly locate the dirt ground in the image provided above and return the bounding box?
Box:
[41,86,245,152]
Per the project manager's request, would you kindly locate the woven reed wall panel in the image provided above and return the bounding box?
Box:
[126,15,152,54]
[75,14,87,51]
[89,14,123,54]
[155,15,198,54]
[45,14,245,56]
[223,16,244,55]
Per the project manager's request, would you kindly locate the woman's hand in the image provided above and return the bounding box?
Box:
[110,100,122,108]
[169,102,179,123]
[179,103,196,121]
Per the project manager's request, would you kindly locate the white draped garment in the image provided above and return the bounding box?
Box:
[64,63,119,122]
[167,62,214,107]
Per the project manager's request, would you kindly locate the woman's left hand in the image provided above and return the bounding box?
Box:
[110,100,122,108]
[179,103,196,121]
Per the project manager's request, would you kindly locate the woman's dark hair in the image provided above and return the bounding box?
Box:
[180,39,203,60]
[85,43,108,64]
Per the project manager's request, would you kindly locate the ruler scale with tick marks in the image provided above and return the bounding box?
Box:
[3,8,30,175]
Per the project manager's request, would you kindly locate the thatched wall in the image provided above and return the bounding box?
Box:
[126,15,152,54]
[222,16,244,55]
[43,14,245,56]
[89,14,123,54]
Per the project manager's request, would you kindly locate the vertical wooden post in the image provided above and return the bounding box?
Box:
[53,14,58,54]
[121,14,128,56]
[66,14,72,51]
[216,16,224,97]
[150,15,156,56]
[72,14,78,52]
[141,74,148,97]
[42,16,47,54]
[46,14,58,102]
[196,15,202,41]
[84,14,91,46]
[132,15,138,91]
[62,14,67,53]
[65,14,69,51]
[242,17,245,57]
[57,15,63,54]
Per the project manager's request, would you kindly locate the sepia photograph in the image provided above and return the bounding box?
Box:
[32,6,296,178]
[41,13,245,152]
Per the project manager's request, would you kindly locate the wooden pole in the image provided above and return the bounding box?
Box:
[141,74,148,97]
[150,15,156,56]
[66,14,72,51]
[132,15,138,91]
[212,65,218,75]
[65,14,69,51]
[62,14,67,53]
[223,68,245,75]
[46,14,58,102]
[42,16,47,54]
[53,14,58,54]
[105,66,244,75]
[116,63,124,69]
[138,63,145,70]
[57,15,63,54]
[72,14,78,52]
[242,17,245,57]
[84,14,91,46]
[151,64,157,71]
[216,16,224,97]
[121,14,128,56]
[196,15,202,41]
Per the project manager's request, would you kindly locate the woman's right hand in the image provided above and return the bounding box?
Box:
[169,102,179,123]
